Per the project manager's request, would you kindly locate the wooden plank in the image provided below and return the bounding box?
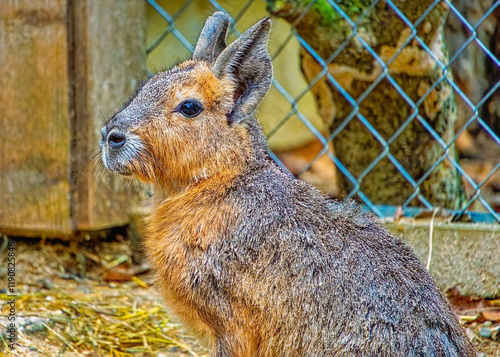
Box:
[0,0,72,236]
[69,0,147,231]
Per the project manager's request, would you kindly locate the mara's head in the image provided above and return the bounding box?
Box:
[101,13,272,189]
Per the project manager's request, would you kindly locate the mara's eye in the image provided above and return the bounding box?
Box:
[177,99,203,118]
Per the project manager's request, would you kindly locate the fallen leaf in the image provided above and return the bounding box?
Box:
[482,309,500,322]
[103,269,132,283]
[489,299,500,307]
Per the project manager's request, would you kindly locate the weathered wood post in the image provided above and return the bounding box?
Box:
[0,0,147,238]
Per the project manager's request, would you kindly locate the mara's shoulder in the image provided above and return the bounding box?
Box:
[230,161,321,203]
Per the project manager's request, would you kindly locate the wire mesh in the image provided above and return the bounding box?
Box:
[145,0,500,223]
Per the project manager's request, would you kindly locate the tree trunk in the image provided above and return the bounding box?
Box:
[267,0,466,209]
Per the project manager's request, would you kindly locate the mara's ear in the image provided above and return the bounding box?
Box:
[192,12,230,62]
[212,17,272,125]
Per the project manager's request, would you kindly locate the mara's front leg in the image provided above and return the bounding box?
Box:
[210,331,258,357]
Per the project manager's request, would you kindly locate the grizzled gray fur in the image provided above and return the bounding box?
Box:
[101,11,476,356]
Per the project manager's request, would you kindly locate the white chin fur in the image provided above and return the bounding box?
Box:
[101,150,110,170]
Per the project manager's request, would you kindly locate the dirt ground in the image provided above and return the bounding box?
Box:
[0,234,499,356]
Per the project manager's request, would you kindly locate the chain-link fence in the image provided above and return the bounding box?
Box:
[145,0,500,223]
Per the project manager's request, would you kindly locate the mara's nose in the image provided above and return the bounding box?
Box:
[101,126,127,149]
[107,131,127,149]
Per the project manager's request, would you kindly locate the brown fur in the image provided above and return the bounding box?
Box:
[129,62,249,190]
[145,181,258,355]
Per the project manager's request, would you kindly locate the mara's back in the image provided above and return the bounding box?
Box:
[218,162,473,356]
